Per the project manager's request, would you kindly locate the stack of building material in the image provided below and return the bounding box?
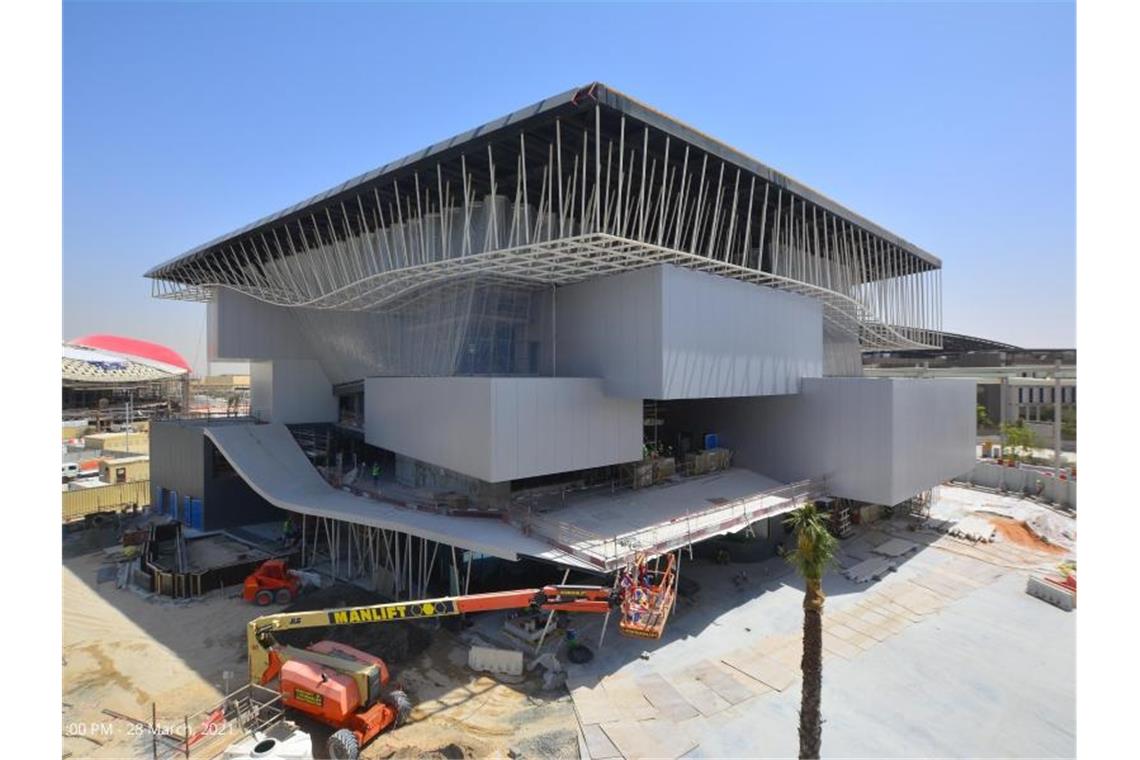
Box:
[706,448,732,472]
[1026,575,1075,611]
[948,516,996,543]
[631,461,654,488]
[654,457,676,481]
[872,538,919,559]
[684,452,707,476]
[842,556,897,583]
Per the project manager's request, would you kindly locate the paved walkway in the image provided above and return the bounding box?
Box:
[558,517,1074,758]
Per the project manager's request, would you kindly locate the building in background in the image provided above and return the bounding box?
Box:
[144,83,974,591]
[190,373,251,417]
[864,334,1076,451]
[62,334,191,437]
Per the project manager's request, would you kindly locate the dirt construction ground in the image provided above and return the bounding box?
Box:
[62,550,579,759]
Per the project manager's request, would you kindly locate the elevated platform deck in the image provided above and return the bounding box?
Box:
[203,422,596,569]
[204,422,820,575]
[512,468,822,571]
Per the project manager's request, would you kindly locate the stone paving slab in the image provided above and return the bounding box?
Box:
[891,585,947,616]
[601,674,659,721]
[601,719,698,760]
[664,670,733,717]
[872,537,920,557]
[824,621,858,640]
[843,556,897,583]
[583,722,623,759]
[567,675,620,726]
[689,659,760,704]
[877,613,911,636]
[910,573,968,601]
[852,605,893,626]
[845,629,877,651]
[821,630,860,659]
[721,648,797,692]
[829,610,892,642]
[768,640,804,671]
[635,671,701,722]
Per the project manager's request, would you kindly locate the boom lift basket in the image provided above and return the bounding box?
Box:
[617,553,677,640]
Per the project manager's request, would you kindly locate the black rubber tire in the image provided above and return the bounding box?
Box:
[327,728,360,760]
[567,644,594,664]
[384,689,413,727]
[254,589,273,606]
[274,588,293,604]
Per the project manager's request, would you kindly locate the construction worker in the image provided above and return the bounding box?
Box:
[282,516,295,545]
[371,462,381,486]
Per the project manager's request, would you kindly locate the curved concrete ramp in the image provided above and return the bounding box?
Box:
[203,422,594,568]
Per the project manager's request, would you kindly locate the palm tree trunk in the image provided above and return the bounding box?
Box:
[799,578,825,760]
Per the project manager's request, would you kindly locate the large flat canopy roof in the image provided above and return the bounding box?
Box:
[147,81,938,279]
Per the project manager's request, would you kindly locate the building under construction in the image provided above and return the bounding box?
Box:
[63,334,191,434]
[144,83,975,596]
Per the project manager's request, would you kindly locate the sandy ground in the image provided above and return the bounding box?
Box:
[932,483,1077,553]
[62,549,578,760]
[63,552,252,759]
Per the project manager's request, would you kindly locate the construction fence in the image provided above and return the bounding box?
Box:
[62,480,151,522]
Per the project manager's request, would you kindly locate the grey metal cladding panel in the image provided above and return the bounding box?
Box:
[554,266,664,399]
[659,266,823,399]
[799,378,894,504]
[365,377,640,482]
[366,377,495,480]
[489,378,642,482]
[887,378,976,504]
[210,288,316,362]
[149,421,207,501]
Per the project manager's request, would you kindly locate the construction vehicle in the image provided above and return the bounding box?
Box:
[245,577,669,759]
[243,559,303,606]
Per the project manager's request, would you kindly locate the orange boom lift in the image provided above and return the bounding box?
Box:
[246,582,637,759]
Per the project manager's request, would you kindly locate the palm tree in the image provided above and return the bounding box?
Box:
[784,502,838,760]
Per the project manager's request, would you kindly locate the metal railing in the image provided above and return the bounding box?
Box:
[163,683,285,759]
[510,477,827,571]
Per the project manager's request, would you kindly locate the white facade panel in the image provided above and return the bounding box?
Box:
[555,265,822,399]
[665,377,973,505]
[800,378,895,504]
[555,267,663,398]
[659,265,823,398]
[249,359,337,425]
[365,377,642,483]
[208,287,315,361]
[888,378,977,505]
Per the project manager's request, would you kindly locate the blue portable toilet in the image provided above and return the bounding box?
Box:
[189,498,203,531]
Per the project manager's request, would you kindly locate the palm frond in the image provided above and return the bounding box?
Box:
[784,502,838,581]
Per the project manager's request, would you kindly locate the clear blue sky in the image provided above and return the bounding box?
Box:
[64,1,1075,374]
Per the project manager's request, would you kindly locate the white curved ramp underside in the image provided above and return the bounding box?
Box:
[203,422,595,569]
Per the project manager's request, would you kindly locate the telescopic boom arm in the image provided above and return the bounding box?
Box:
[247,584,619,682]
